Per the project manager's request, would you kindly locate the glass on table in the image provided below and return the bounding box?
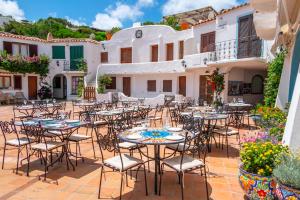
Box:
[23,100,27,105]
[53,99,56,104]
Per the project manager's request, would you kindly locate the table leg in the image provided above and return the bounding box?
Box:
[154,145,160,195]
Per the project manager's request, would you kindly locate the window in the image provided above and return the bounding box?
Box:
[52,46,65,59]
[101,52,108,63]
[13,75,22,90]
[106,77,116,90]
[120,47,132,63]
[3,41,37,57]
[71,76,83,95]
[147,80,156,92]
[163,80,172,92]
[166,43,174,61]
[251,75,264,94]
[0,76,11,89]
[151,45,158,62]
[53,76,61,88]
[201,31,215,53]
[179,40,184,59]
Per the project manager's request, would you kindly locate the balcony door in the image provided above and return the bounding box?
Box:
[237,14,262,58]
[121,47,132,63]
[70,46,83,70]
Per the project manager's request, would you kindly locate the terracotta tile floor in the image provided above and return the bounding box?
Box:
[0,103,248,200]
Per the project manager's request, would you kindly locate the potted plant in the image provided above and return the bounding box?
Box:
[273,152,300,199]
[239,142,288,199]
[97,75,112,94]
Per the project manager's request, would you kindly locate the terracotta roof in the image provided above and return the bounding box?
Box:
[193,17,216,26]
[0,32,100,44]
[218,3,249,15]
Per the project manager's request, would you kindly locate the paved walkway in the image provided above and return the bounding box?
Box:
[0,103,246,200]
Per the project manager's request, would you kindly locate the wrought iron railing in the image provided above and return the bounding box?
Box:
[203,36,263,63]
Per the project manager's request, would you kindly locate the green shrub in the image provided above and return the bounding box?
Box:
[273,152,300,189]
[97,75,112,94]
[264,51,286,107]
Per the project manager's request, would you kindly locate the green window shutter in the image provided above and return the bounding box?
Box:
[70,46,84,70]
[52,46,65,59]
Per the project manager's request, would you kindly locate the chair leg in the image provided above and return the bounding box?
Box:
[91,129,96,159]
[98,166,103,199]
[204,166,209,200]
[44,152,48,181]
[146,147,150,172]
[159,165,164,195]
[2,144,6,169]
[75,142,78,166]
[26,145,30,176]
[143,164,148,196]
[119,173,124,200]
[226,135,229,157]
[16,148,20,174]
[180,172,184,200]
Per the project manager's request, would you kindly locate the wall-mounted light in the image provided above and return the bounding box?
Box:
[203,58,208,65]
[181,60,186,68]
[56,60,60,67]
[102,43,106,50]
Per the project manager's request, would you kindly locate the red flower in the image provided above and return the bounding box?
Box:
[257,190,267,198]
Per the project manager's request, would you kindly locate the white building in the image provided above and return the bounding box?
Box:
[0,3,273,105]
[96,3,272,104]
[251,0,300,150]
[0,32,100,100]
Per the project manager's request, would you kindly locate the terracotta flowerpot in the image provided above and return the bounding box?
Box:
[239,165,276,199]
[275,182,300,200]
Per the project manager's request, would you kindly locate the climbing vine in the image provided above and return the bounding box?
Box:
[211,68,225,106]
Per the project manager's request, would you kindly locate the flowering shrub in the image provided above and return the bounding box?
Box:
[37,85,52,99]
[241,132,279,144]
[252,105,287,141]
[211,68,225,107]
[0,51,49,76]
[240,142,288,176]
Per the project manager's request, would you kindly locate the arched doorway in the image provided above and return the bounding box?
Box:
[52,74,67,99]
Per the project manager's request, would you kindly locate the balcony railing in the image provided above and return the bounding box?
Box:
[204,36,263,63]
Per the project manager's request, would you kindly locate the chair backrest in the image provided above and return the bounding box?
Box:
[0,120,18,142]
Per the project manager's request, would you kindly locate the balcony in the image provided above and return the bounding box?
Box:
[61,60,86,73]
[186,36,268,70]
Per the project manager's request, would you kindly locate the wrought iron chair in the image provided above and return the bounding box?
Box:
[95,119,148,200]
[0,120,35,174]
[148,105,164,127]
[213,113,241,157]
[159,131,209,200]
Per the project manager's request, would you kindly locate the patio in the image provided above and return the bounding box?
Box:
[0,102,247,200]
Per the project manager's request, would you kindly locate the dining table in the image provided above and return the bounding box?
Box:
[15,118,87,170]
[118,127,188,195]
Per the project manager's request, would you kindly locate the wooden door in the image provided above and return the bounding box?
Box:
[151,45,158,62]
[237,14,262,58]
[123,77,131,97]
[28,76,37,100]
[179,76,186,96]
[121,48,132,63]
[179,41,184,59]
[201,31,215,53]
[166,43,174,61]
[199,75,213,104]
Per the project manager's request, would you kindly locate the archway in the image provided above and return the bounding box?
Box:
[52,74,67,99]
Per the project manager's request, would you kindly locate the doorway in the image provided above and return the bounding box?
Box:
[28,76,37,100]
[178,76,186,96]
[123,77,131,97]
[199,75,213,104]
[52,74,67,99]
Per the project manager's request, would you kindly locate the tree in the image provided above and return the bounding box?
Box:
[142,21,155,25]
[162,16,181,31]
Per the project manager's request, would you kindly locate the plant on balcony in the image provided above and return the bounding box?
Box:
[239,142,289,199]
[76,58,87,73]
[273,152,300,199]
[264,50,286,107]
[97,75,112,94]
[211,68,225,107]
[0,51,50,77]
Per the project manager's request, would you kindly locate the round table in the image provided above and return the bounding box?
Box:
[118,128,188,195]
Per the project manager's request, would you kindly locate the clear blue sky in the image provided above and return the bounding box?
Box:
[0,0,247,30]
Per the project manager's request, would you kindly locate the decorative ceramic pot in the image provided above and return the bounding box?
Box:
[239,165,276,199]
[275,182,300,200]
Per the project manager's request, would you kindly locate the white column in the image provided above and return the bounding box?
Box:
[283,62,300,151]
